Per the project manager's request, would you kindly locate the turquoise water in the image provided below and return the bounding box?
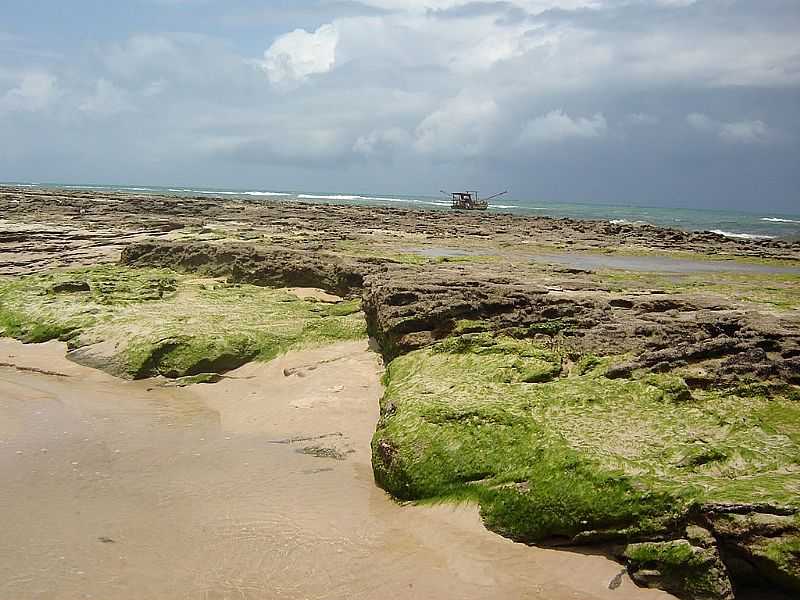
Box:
[4,181,799,241]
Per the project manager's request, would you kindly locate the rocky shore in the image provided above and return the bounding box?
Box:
[1,186,798,599]
[2,186,799,277]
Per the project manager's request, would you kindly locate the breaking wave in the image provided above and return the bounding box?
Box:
[710,229,776,240]
[298,193,405,202]
[298,194,363,201]
[242,191,290,197]
[610,219,651,226]
[168,188,289,197]
[761,217,800,224]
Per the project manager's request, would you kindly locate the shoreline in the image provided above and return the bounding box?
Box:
[2,182,799,242]
[1,187,799,268]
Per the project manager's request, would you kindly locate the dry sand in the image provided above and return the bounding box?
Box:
[0,338,674,600]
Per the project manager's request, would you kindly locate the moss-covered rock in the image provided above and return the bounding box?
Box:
[705,511,800,593]
[749,534,800,591]
[0,265,367,378]
[623,540,733,600]
[371,333,800,595]
[120,239,370,297]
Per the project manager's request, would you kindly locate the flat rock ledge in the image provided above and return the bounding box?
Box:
[121,239,377,297]
[361,269,800,389]
[120,239,800,599]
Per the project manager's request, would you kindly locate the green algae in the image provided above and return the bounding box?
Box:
[0,266,366,379]
[452,319,492,334]
[708,513,800,589]
[600,270,800,311]
[0,266,174,343]
[754,404,800,445]
[525,319,566,337]
[640,373,694,403]
[333,242,430,265]
[753,535,800,584]
[372,334,800,544]
[322,298,362,317]
[625,540,707,569]
[428,333,564,385]
[0,310,82,344]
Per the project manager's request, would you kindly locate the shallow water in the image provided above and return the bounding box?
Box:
[0,339,673,600]
[530,252,800,274]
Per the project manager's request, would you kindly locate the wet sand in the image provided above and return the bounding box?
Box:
[0,338,675,600]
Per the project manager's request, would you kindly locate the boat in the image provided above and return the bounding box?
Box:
[441,190,507,210]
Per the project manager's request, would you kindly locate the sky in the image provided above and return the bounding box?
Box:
[1,0,799,213]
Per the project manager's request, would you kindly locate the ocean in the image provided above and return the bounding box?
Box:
[4,182,799,241]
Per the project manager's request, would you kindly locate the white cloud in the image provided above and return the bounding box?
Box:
[336,5,800,90]
[357,1,698,18]
[80,79,135,116]
[142,80,167,97]
[414,93,499,157]
[687,113,772,144]
[686,112,715,131]
[627,113,659,126]
[519,110,607,144]
[261,24,338,85]
[361,1,596,12]
[106,34,180,79]
[719,120,770,144]
[329,12,558,77]
[353,127,412,157]
[0,71,58,113]
[104,33,249,90]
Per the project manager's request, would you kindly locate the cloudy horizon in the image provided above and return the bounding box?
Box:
[1,1,799,213]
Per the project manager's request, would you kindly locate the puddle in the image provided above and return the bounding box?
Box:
[531,252,800,274]
[401,246,475,258]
